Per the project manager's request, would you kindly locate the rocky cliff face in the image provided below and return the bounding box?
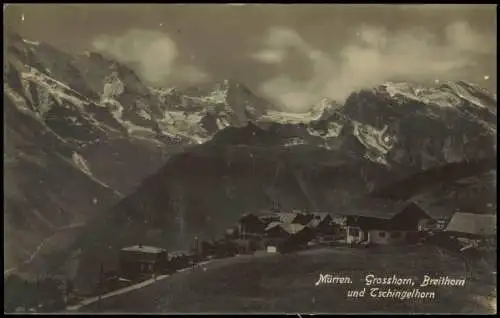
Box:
[3,34,281,272]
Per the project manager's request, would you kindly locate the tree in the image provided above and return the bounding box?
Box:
[4,275,29,312]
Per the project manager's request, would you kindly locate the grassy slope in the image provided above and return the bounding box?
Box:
[80,245,496,314]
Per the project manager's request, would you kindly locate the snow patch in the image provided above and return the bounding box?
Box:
[198,83,228,105]
[72,152,92,176]
[4,84,32,113]
[102,80,125,102]
[22,39,40,46]
[20,68,87,110]
[377,81,494,110]
[284,137,306,147]
[216,117,230,130]
[158,110,207,140]
[442,81,490,109]
[352,121,396,165]
[261,110,321,124]
[137,109,152,121]
[307,122,343,139]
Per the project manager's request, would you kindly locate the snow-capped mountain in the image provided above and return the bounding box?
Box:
[4,32,497,281]
[3,33,273,272]
[73,78,496,292]
[259,98,341,124]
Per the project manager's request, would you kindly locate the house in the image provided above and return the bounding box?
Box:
[390,202,432,231]
[257,214,280,225]
[284,223,315,247]
[264,222,315,252]
[344,199,432,246]
[308,212,335,235]
[435,213,497,252]
[418,217,450,232]
[238,213,266,239]
[293,213,314,225]
[168,250,195,270]
[276,212,313,225]
[118,245,168,280]
[332,215,347,226]
[266,245,278,253]
[345,215,394,245]
[443,213,496,239]
[255,210,281,225]
[265,222,290,239]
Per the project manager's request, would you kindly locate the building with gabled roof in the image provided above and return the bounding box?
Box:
[264,221,314,251]
[238,213,266,239]
[307,212,335,234]
[119,245,168,280]
[343,199,432,246]
[168,250,195,270]
[277,212,298,224]
[444,213,496,238]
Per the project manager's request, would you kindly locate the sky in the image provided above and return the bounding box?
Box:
[4,4,497,112]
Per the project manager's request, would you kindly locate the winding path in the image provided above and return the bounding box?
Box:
[4,222,85,277]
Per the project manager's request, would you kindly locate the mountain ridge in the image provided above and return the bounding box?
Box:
[3,34,497,283]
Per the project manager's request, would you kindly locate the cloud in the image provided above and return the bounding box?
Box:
[173,65,210,84]
[252,49,287,64]
[92,29,210,85]
[252,23,494,112]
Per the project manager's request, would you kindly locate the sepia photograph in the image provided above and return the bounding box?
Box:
[3,3,497,314]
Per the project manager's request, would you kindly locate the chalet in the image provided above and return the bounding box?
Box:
[285,224,315,247]
[265,222,290,239]
[118,245,168,280]
[238,213,266,239]
[418,217,450,232]
[257,213,281,225]
[444,213,496,240]
[168,250,195,270]
[255,209,281,225]
[265,222,314,252]
[276,212,313,225]
[307,212,335,235]
[344,199,431,246]
[430,213,497,253]
[332,215,347,226]
[294,213,314,225]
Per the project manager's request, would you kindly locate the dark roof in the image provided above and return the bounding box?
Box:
[256,213,280,221]
[265,222,307,235]
[311,212,331,221]
[307,219,322,228]
[341,198,432,220]
[265,222,283,232]
[239,213,265,225]
[169,250,194,258]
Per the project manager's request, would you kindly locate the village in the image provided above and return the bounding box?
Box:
[89,199,496,300]
[5,198,496,313]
